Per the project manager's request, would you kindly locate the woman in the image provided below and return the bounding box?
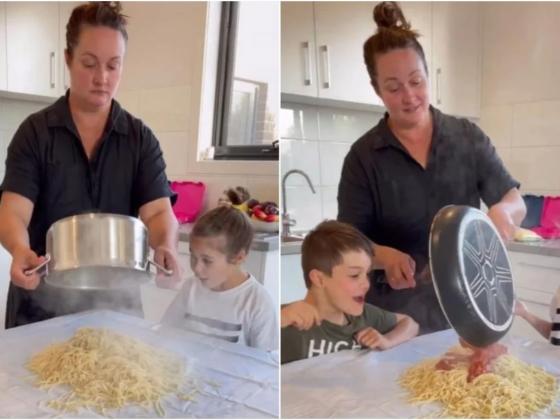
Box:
[0,2,179,327]
[337,2,526,334]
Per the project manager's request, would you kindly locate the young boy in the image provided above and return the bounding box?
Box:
[281,220,418,364]
[514,288,560,345]
[162,206,278,351]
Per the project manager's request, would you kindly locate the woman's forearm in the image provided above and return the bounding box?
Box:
[492,187,527,226]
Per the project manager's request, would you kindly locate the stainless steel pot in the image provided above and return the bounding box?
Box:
[26,213,172,290]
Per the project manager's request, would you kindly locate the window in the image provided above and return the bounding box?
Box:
[213,2,279,160]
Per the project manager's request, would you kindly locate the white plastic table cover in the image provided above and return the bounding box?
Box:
[281,329,560,418]
[0,310,279,418]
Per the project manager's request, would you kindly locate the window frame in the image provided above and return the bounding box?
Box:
[212,2,278,161]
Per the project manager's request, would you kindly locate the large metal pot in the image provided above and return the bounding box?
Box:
[26,213,172,290]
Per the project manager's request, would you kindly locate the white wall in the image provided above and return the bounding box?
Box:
[280,101,383,232]
[117,2,278,210]
[479,3,560,197]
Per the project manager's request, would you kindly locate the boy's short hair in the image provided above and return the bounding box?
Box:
[301,220,373,288]
[191,206,254,260]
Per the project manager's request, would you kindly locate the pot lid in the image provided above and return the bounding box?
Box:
[429,205,514,347]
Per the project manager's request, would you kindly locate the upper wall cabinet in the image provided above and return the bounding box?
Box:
[281,2,317,99]
[281,2,481,118]
[6,2,60,97]
[58,2,82,94]
[432,2,481,119]
[281,2,431,107]
[0,3,7,91]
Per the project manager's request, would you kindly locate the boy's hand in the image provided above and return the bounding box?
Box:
[281,301,321,330]
[355,327,391,350]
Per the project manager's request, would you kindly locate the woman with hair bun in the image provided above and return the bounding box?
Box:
[0,2,179,327]
[337,1,526,334]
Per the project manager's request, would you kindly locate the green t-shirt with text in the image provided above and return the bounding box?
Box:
[281,303,397,364]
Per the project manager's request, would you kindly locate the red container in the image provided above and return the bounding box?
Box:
[169,181,206,223]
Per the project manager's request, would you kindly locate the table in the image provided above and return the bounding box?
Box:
[0,310,279,418]
[281,329,560,418]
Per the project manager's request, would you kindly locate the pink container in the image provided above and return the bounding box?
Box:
[170,181,206,223]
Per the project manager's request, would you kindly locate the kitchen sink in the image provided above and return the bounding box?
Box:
[282,234,306,243]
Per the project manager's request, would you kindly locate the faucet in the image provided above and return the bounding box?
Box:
[281,169,316,238]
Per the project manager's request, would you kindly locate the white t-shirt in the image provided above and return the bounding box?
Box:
[162,274,278,351]
[550,286,560,346]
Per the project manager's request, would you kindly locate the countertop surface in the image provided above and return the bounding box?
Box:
[282,329,560,418]
[0,310,278,418]
[282,237,560,258]
[179,224,278,252]
[506,239,560,257]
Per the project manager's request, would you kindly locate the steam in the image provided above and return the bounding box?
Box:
[31,271,144,319]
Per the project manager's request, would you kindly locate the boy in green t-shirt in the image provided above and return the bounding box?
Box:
[281,220,419,364]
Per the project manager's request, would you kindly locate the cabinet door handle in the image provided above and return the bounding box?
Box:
[50,51,56,89]
[436,67,442,105]
[519,261,560,272]
[320,45,330,89]
[302,41,312,86]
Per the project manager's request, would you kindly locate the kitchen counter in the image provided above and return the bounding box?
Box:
[179,224,278,252]
[281,240,303,255]
[506,239,560,258]
[282,238,560,258]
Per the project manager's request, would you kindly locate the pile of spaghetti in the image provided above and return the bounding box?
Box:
[400,343,558,418]
[27,327,194,416]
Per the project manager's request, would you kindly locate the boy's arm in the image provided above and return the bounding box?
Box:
[356,308,418,350]
[281,300,321,329]
[514,300,552,340]
[382,313,419,348]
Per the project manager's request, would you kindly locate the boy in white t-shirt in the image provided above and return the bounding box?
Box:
[514,287,560,346]
[162,206,278,351]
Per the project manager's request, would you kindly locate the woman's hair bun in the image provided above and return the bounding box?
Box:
[373,1,411,31]
[92,1,123,16]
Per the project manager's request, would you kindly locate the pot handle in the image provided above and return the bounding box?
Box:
[24,254,51,276]
[147,258,173,276]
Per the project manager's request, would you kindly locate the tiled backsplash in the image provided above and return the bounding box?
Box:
[479,3,560,198]
[0,97,51,181]
[280,102,383,232]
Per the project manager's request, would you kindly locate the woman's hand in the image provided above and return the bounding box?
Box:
[153,245,182,289]
[281,301,321,330]
[374,245,416,289]
[354,327,390,350]
[488,204,516,241]
[10,245,46,290]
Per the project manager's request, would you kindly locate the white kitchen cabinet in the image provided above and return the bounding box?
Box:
[6,2,60,97]
[281,2,317,98]
[281,253,306,304]
[58,2,80,94]
[508,251,560,342]
[281,2,431,107]
[432,2,481,118]
[0,3,7,91]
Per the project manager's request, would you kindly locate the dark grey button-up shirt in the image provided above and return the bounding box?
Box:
[0,93,173,327]
[338,106,519,333]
